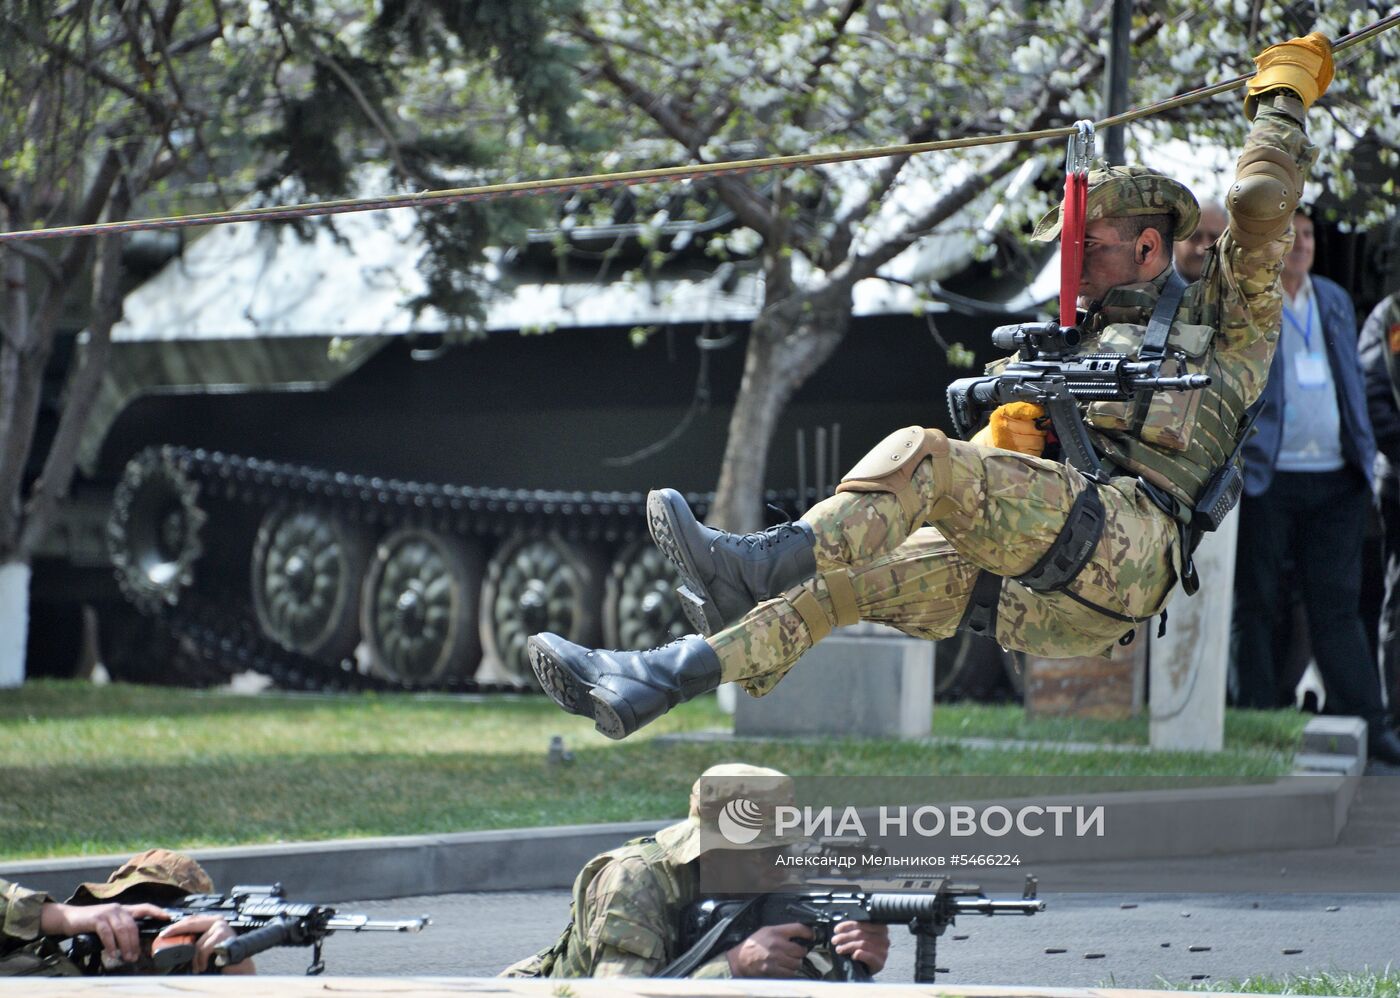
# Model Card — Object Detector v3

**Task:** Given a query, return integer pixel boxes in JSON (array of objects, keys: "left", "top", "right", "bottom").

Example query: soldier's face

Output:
[
  {"left": 1173, "top": 204, "right": 1226, "bottom": 283},
  {"left": 1079, "top": 219, "right": 1144, "bottom": 307}
]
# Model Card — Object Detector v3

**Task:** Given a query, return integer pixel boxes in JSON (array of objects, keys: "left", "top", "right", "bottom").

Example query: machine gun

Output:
[
  {"left": 65, "top": 883, "right": 430, "bottom": 976},
  {"left": 947, "top": 320, "right": 1210, "bottom": 480},
  {"left": 667, "top": 875, "right": 1043, "bottom": 982}
]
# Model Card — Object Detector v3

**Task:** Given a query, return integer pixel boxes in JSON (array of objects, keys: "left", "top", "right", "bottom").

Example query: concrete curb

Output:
[{"left": 0, "top": 718, "right": 1362, "bottom": 903}]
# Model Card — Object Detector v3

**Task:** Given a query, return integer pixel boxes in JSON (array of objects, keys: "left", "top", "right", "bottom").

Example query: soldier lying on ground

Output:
[
  {"left": 501, "top": 764, "right": 889, "bottom": 979},
  {"left": 523, "top": 33, "right": 1400, "bottom": 767},
  {"left": 0, "top": 848, "right": 255, "bottom": 976}
]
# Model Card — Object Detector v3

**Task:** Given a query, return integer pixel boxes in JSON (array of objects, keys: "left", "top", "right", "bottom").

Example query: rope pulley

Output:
[{"left": 1059, "top": 120, "right": 1095, "bottom": 329}]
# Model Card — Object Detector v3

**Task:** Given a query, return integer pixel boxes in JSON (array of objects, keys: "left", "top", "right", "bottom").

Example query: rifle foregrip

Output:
[{"left": 214, "top": 917, "right": 297, "bottom": 967}]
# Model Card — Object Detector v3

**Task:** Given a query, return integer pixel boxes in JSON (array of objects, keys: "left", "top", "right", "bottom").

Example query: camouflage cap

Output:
[
  {"left": 1032, "top": 166, "right": 1200, "bottom": 243},
  {"left": 67, "top": 849, "right": 214, "bottom": 904},
  {"left": 655, "top": 763, "right": 797, "bottom": 865}
]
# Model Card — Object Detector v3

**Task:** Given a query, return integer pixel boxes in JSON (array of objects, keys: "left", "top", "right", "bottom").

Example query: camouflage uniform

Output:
[
  {"left": 710, "top": 99, "right": 1315, "bottom": 695},
  {"left": 501, "top": 764, "right": 844, "bottom": 980},
  {"left": 0, "top": 850, "right": 216, "bottom": 977}
]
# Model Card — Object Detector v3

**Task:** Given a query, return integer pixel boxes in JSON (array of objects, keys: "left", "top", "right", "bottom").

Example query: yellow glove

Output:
[
  {"left": 1245, "top": 32, "right": 1333, "bottom": 118},
  {"left": 970, "top": 401, "right": 1046, "bottom": 456}
]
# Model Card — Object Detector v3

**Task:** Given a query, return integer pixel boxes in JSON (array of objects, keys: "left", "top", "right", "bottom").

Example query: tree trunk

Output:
[
  {"left": 711, "top": 283, "right": 854, "bottom": 531},
  {"left": 0, "top": 560, "right": 30, "bottom": 687}
]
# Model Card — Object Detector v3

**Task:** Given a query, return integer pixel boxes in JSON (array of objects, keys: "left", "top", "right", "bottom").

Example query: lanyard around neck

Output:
[{"left": 1283, "top": 295, "right": 1315, "bottom": 351}]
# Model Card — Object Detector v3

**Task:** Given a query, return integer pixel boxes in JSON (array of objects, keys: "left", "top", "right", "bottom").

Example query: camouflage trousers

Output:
[{"left": 710, "top": 429, "right": 1182, "bottom": 694}]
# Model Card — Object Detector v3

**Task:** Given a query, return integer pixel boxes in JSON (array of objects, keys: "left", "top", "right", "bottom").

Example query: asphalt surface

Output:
[{"left": 250, "top": 774, "right": 1400, "bottom": 985}]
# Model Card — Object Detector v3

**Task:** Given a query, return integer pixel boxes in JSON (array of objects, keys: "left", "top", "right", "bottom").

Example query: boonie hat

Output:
[
  {"left": 1033, "top": 166, "right": 1201, "bottom": 243},
  {"left": 655, "top": 763, "right": 797, "bottom": 864},
  {"left": 67, "top": 848, "right": 214, "bottom": 904}
]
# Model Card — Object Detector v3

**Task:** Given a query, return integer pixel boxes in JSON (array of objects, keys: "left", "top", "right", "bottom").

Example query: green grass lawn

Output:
[
  {"left": 1164, "top": 969, "right": 1400, "bottom": 996},
  {"left": 0, "top": 681, "right": 1306, "bottom": 861}
]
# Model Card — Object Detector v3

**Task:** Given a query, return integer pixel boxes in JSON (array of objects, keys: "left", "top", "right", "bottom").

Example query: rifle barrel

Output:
[
  {"left": 325, "top": 914, "right": 431, "bottom": 932},
  {"left": 953, "top": 898, "right": 1047, "bottom": 915}
]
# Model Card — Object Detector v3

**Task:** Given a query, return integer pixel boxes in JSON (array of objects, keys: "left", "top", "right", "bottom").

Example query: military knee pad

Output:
[
  {"left": 1229, "top": 144, "right": 1304, "bottom": 249},
  {"left": 835, "top": 426, "right": 954, "bottom": 525}
]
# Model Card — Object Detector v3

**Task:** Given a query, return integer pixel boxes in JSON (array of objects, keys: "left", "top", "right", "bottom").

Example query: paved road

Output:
[
  {"left": 250, "top": 889, "right": 1398, "bottom": 985},
  {"left": 253, "top": 775, "right": 1400, "bottom": 985}
]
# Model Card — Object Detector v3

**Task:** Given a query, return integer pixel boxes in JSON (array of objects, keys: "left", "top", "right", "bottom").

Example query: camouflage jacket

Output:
[
  {"left": 0, "top": 879, "right": 81, "bottom": 977},
  {"left": 1036, "top": 101, "right": 1315, "bottom": 512},
  {"left": 501, "top": 838, "right": 841, "bottom": 980}
]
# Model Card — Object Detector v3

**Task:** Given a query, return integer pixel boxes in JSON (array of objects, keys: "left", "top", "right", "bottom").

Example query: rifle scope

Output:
[{"left": 991, "top": 322, "right": 1081, "bottom": 355}]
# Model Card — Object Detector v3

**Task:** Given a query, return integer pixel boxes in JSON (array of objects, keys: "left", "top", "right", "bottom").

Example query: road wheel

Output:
[
  {"left": 604, "top": 539, "right": 688, "bottom": 650},
  {"left": 361, "top": 529, "right": 484, "bottom": 685},
  {"left": 251, "top": 508, "right": 371, "bottom": 662},
  {"left": 107, "top": 448, "right": 206, "bottom": 612},
  {"left": 481, "top": 536, "right": 605, "bottom": 686}
]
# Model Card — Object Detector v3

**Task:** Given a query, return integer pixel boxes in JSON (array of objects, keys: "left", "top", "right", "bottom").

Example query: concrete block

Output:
[
  {"left": 1300, "top": 715, "right": 1368, "bottom": 757},
  {"left": 733, "top": 625, "right": 932, "bottom": 739},
  {"left": 1293, "top": 752, "right": 1361, "bottom": 776}
]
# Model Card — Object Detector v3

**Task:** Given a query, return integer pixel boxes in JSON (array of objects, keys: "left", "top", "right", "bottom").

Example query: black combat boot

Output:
[
  {"left": 647, "top": 488, "right": 817, "bottom": 635},
  {"left": 528, "top": 632, "right": 721, "bottom": 739}
]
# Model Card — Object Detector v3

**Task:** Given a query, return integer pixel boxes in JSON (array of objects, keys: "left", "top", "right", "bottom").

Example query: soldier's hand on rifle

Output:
[
  {"left": 155, "top": 915, "right": 255, "bottom": 975},
  {"left": 1245, "top": 32, "right": 1333, "bottom": 118},
  {"left": 831, "top": 919, "right": 890, "bottom": 974},
  {"left": 39, "top": 901, "right": 169, "bottom": 964},
  {"left": 726, "top": 922, "right": 814, "bottom": 977},
  {"left": 971, "top": 402, "right": 1047, "bottom": 456}
]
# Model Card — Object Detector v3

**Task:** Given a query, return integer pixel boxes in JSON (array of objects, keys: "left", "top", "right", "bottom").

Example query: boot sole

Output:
[
  {"left": 528, "top": 638, "right": 631, "bottom": 740},
  {"left": 647, "top": 491, "right": 726, "bottom": 636}
]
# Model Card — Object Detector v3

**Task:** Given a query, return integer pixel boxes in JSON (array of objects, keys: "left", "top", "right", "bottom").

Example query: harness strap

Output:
[
  {"left": 822, "top": 569, "right": 861, "bottom": 627},
  {"left": 957, "top": 570, "right": 1004, "bottom": 639},
  {"left": 787, "top": 589, "right": 832, "bottom": 645},
  {"left": 1014, "top": 485, "right": 1106, "bottom": 593},
  {"left": 1130, "top": 270, "right": 1189, "bottom": 432}
]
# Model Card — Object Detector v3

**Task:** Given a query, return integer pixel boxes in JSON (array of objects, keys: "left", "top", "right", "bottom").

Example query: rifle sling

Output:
[
  {"left": 1129, "top": 270, "right": 1188, "bottom": 433},
  {"left": 657, "top": 897, "right": 760, "bottom": 978}
]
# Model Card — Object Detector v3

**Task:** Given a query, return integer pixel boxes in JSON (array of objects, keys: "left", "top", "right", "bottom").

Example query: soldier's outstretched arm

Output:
[{"left": 1214, "top": 33, "right": 1330, "bottom": 407}]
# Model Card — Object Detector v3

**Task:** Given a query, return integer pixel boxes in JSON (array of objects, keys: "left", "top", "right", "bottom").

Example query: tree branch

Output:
[
  {"left": 270, "top": 1, "right": 413, "bottom": 183},
  {"left": 572, "top": 18, "right": 781, "bottom": 241},
  {"left": 794, "top": 0, "right": 866, "bottom": 129},
  {"left": 2, "top": 14, "right": 171, "bottom": 125}
]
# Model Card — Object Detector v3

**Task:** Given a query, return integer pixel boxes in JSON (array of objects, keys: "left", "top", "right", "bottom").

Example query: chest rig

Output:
[{"left": 958, "top": 263, "right": 1254, "bottom": 643}]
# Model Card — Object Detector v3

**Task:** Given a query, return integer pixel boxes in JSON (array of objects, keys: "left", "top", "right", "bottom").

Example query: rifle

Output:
[
  {"left": 65, "top": 883, "right": 430, "bottom": 976},
  {"left": 947, "top": 320, "right": 1210, "bottom": 481},
  {"left": 667, "top": 875, "right": 1043, "bottom": 982}
]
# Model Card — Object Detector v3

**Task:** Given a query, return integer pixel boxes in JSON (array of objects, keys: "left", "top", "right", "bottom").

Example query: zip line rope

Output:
[{"left": 1, "top": 11, "right": 1396, "bottom": 245}]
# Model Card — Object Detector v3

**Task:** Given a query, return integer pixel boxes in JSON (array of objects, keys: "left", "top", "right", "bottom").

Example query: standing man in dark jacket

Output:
[
  {"left": 1357, "top": 290, "right": 1400, "bottom": 716},
  {"left": 1235, "top": 209, "right": 1400, "bottom": 763}
]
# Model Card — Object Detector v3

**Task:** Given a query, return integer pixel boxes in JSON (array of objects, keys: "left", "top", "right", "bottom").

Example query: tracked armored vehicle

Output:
[{"left": 30, "top": 182, "right": 1048, "bottom": 694}]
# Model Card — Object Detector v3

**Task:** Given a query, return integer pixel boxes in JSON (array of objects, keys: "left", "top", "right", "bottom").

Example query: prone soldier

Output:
[
  {"left": 0, "top": 849, "right": 254, "bottom": 977},
  {"left": 500, "top": 764, "right": 889, "bottom": 979}
]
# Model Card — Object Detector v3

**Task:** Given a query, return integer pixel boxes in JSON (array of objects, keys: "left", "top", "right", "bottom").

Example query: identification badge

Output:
[{"left": 1295, "top": 352, "right": 1328, "bottom": 388}]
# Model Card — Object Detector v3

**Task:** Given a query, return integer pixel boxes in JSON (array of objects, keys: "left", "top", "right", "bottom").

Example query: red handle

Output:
[{"left": 1059, "top": 171, "right": 1087, "bottom": 328}]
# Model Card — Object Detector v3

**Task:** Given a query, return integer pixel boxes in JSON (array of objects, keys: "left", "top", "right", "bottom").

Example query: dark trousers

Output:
[
  {"left": 1379, "top": 489, "right": 1400, "bottom": 711},
  {"left": 1234, "top": 468, "right": 1386, "bottom": 725}
]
